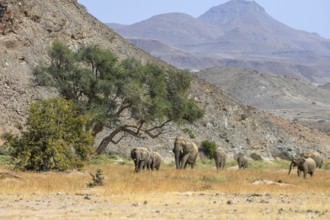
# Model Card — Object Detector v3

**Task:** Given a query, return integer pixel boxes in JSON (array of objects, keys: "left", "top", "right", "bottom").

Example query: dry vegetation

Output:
[{"left": 0, "top": 159, "right": 329, "bottom": 219}]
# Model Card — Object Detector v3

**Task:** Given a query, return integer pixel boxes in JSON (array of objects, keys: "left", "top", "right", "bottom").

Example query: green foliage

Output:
[
  {"left": 323, "top": 161, "right": 330, "bottom": 170},
  {"left": 88, "top": 168, "right": 104, "bottom": 187},
  {"left": 3, "top": 97, "right": 94, "bottom": 171},
  {"left": 201, "top": 140, "right": 217, "bottom": 159},
  {"left": 90, "top": 154, "right": 112, "bottom": 165},
  {"left": 33, "top": 42, "right": 204, "bottom": 154},
  {"left": 182, "top": 128, "right": 195, "bottom": 139},
  {"left": 0, "top": 155, "right": 11, "bottom": 164},
  {"left": 250, "top": 153, "right": 263, "bottom": 161}
]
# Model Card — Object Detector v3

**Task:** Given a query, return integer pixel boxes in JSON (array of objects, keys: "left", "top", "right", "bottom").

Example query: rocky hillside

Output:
[
  {"left": 196, "top": 67, "right": 330, "bottom": 134},
  {"left": 0, "top": 0, "right": 166, "bottom": 133},
  {"left": 109, "top": 0, "right": 330, "bottom": 83},
  {"left": 1, "top": 0, "right": 330, "bottom": 160}
]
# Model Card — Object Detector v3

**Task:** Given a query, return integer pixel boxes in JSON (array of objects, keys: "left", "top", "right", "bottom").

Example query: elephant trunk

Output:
[
  {"left": 135, "top": 156, "right": 140, "bottom": 173},
  {"left": 175, "top": 153, "right": 180, "bottom": 169},
  {"left": 288, "top": 162, "right": 293, "bottom": 175}
]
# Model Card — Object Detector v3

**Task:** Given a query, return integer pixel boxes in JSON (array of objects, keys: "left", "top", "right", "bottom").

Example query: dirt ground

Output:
[{"left": 0, "top": 189, "right": 329, "bottom": 219}]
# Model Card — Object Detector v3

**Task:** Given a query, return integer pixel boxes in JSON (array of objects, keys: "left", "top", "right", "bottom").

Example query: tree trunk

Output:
[{"left": 95, "top": 128, "right": 123, "bottom": 154}]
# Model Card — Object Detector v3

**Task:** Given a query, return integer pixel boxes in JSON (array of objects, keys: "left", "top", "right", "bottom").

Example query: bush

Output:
[
  {"left": 88, "top": 168, "right": 104, "bottom": 187},
  {"left": 201, "top": 140, "right": 217, "bottom": 159},
  {"left": 182, "top": 128, "right": 195, "bottom": 139},
  {"left": 250, "top": 153, "right": 263, "bottom": 161},
  {"left": 3, "top": 97, "right": 94, "bottom": 171}
]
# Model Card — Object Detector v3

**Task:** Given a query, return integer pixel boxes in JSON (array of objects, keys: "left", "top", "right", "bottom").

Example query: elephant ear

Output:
[{"left": 299, "top": 158, "right": 305, "bottom": 164}]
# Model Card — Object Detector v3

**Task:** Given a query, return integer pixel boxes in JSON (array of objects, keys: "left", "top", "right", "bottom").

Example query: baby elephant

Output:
[
  {"left": 149, "top": 152, "right": 161, "bottom": 171},
  {"left": 214, "top": 148, "right": 227, "bottom": 171},
  {"left": 288, "top": 157, "right": 316, "bottom": 178},
  {"left": 237, "top": 154, "right": 248, "bottom": 169}
]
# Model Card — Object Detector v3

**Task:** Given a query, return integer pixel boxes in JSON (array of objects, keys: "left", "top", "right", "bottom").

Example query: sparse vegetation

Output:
[{"left": 182, "top": 128, "right": 195, "bottom": 139}]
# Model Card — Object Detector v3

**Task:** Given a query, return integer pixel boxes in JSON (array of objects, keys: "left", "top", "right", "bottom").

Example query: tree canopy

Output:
[{"left": 33, "top": 41, "right": 204, "bottom": 154}]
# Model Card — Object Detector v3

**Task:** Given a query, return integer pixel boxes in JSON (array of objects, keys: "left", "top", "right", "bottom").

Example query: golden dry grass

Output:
[
  {"left": 0, "top": 160, "right": 329, "bottom": 220},
  {"left": 1, "top": 160, "right": 329, "bottom": 195}
]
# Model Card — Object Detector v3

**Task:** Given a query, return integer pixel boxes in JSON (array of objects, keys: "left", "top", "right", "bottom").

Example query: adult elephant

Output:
[
  {"left": 214, "top": 148, "right": 227, "bottom": 171},
  {"left": 173, "top": 136, "right": 199, "bottom": 169},
  {"left": 237, "top": 153, "right": 248, "bottom": 169},
  {"left": 149, "top": 152, "right": 161, "bottom": 170},
  {"left": 130, "top": 147, "right": 150, "bottom": 173},
  {"left": 301, "top": 152, "right": 323, "bottom": 169},
  {"left": 288, "top": 157, "right": 316, "bottom": 178}
]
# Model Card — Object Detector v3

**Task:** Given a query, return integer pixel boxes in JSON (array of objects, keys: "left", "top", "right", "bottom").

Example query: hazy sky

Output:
[{"left": 77, "top": 0, "right": 330, "bottom": 39}]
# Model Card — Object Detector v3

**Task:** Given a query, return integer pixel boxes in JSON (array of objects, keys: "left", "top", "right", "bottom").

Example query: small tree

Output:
[
  {"left": 33, "top": 42, "right": 204, "bottom": 154},
  {"left": 3, "top": 97, "right": 94, "bottom": 171},
  {"left": 88, "top": 168, "right": 104, "bottom": 187}
]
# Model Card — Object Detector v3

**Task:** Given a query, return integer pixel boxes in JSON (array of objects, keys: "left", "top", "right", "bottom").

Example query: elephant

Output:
[
  {"left": 148, "top": 152, "right": 161, "bottom": 170},
  {"left": 288, "top": 157, "right": 316, "bottom": 178},
  {"left": 214, "top": 148, "right": 227, "bottom": 171},
  {"left": 130, "top": 147, "right": 150, "bottom": 173},
  {"left": 237, "top": 153, "right": 248, "bottom": 169},
  {"left": 301, "top": 152, "right": 323, "bottom": 169},
  {"left": 173, "top": 136, "right": 199, "bottom": 169}
]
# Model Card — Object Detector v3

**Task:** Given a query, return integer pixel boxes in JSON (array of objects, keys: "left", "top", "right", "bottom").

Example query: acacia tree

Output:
[{"left": 33, "top": 41, "right": 204, "bottom": 154}]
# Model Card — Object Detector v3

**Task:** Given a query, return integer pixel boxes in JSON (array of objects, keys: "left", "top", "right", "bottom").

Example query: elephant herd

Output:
[
  {"left": 131, "top": 136, "right": 324, "bottom": 178},
  {"left": 131, "top": 136, "right": 248, "bottom": 172},
  {"left": 171, "top": 136, "right": 249, "bottom": 171},
  {"left": 130, "top": 147, "right": 161, "bottom": 173},
  {"left": 288, "top": 152, "right": 323, "bottom": 178}
]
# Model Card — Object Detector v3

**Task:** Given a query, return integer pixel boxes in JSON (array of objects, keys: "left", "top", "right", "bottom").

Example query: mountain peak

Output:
[{"left": 198, "top": 0, "right": 266, "bottom": 26}]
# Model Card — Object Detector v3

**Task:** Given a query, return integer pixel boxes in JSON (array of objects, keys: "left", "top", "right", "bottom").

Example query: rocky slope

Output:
[
  {"left": 195, "top": 67, "right": 330, "bottom": 135},
  {"left": 1, "top": 0, "right": 330, "bottom": 160}
]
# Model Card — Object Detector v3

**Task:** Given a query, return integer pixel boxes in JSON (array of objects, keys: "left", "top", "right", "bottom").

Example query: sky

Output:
[{"left": 77, "top": 0, "right": 330, "bottom": 39}]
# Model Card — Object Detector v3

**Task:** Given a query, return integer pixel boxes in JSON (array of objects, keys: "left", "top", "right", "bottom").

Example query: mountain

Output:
[
  {"left": 1, "top": 0, "right": 330, "bottom": 160},
  {"left": 195, "top": 67, "right": 330, "bottom": 134},
  {"left": 109, "top": 0, "right": 330, "bottom": 83},
  {"left": 117, "top": 13, "right": 222, "bottom": 47}
]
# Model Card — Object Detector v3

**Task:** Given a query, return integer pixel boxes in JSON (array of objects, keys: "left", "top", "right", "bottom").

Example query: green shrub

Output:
[
  {"left": 3, "top": 97, "right": 94, "bottom": 171},
  {"left": 88, "top": 168, "right": 104, "bottom": 187},
  {"left": 323, "top": 161, "right": 330, "bottom": 170},
  {"left": 182, "top": 128, "right": 195, "bottom": 139},
  {"left": 0, "top": 155, "right": 11, "bottom": 164},
  {"left": 90, "top": 154, "right": 113, "bottom": 165},
  {"left": 201, "top": 140, "right": 217, "bottom": 159}
]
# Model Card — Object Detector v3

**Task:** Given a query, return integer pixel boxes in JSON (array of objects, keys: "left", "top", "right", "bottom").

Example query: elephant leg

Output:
[
  {"left": 133, "top": 161, "right": 138, "bottom": 172},
  {"left": 138, "top": 161, "right": 144, "bottom": 172},
  {"left": 309, "top": 170, "right": 314, "bottom": 177},
  {"left": 180, "top": 154, "right": 190, "bottom": 169}
]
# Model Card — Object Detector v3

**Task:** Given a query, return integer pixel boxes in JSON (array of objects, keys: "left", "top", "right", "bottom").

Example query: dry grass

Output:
[
  {"left": 0, "top": 160, "right": 329, "bottom": 219},
  {"left": 1, "top": 159, "right": 329, "bottom": 195}
]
